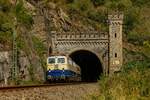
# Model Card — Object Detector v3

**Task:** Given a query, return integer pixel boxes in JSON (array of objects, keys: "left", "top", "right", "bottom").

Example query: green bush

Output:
[
  {"left": 32, "top": 36, "right": 46, "bottom": 57},
  {"left": 87, "top": 11, "right": 106, "bottom": 23},
  {"left": 0, "top": 0, "right": 11, "bottom": 12},
  {"left": 28, "top": 65, "right": 35, "bottom": 81},
  {"left": 65, "top": 0, "right": 74, "bottom": 4},
  {"left": 0, "top": 0, "right": 33, "bottom": 47},
  {"left": 87, "top": 10, "right": 107, "bottom": 31},
  {"left": 16, "top": 35, "right": 25, "bottom": 50},
  {"left": 0, "top": 31, "right": 12, "bottom": 45},
  {"left": 127, "top": 32, "right": 142, "bottom": 45},
  {"left": 131, "top": 0, "right": 150, "bottom": 7},
  {"left": 91, "top": 0, "right": 105, "bottom": 6},
  {"left": 92, "top": 61, "right": 150, "bottom": 100},
  {"left": 104, "top": 0, "right": 132, "bottom": 11},
  {"left": 124, "top": 7, "right": 140, "bottom": 34},
  {"left": 0, "top": 8, "right": 12, "bottom": 45},
  {"left": 68, "top": 0, "right": 93, "bottom": 13},
  {"left": 14, "top": 0, "right": 33, "bottom": 28},
  {"left": 143, "top": 41, "right": 150, "bottom": 58}
]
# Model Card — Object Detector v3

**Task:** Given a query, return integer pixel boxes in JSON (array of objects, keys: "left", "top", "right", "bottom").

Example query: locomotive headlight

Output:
[{"left": 113, "top": 60, "right": 120, "bottom": 65}]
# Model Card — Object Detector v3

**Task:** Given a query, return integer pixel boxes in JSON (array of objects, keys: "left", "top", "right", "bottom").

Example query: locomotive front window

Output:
[
  {"left": 48, "top": 58, "right": 55, "bottom": 64},
  {"left": 57, "top": 58, "right": 65, "bottom": 63}
]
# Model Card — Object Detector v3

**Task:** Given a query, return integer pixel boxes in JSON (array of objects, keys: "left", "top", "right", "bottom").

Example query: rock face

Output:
[
  {"left": 18, "top": 51, "right": 30, "bottom": 81},
  {"left": 32, "top": 15, "right": 47, "bottom": 45},
  {"left": 0, "top": 51, "right": 11, "bottom": 85},
  {"left": 19, "top": 51, "right": 45, "bottom": 82},
  {"left": 0, "top": 50, "right": 45, "bottom": 85}
]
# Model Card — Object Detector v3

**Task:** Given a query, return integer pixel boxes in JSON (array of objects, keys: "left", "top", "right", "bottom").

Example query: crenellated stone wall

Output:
[
  {"left": 50, "top": 13, "right": 123, "bottom": 75},
  {"left": 50, "top": 31, "right": 109, "bottom": 74}
]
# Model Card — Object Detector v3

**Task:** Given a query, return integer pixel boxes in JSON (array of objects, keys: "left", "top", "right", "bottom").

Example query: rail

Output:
[{"left": 0, "top": 82, "right": 96, "bottom": 90}]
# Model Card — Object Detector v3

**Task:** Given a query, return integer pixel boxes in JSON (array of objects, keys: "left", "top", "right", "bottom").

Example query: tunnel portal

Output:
[{"left": 69, "top": 50, "right": 103, "bottom": 82}]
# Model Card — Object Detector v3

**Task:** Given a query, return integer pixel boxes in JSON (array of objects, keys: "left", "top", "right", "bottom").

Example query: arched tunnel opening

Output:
[{"left": 69, "top": 50, "right": 103, "bottom": 82}]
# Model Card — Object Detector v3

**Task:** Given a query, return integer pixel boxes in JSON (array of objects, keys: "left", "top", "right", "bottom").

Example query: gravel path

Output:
[{"left": 0, "top": 83, "right": 99, "bottom": 100}]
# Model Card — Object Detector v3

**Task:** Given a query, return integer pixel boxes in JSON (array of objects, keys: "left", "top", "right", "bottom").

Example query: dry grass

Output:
[{"left": 91, "top": 61, "right": 150, "bottom": 100}]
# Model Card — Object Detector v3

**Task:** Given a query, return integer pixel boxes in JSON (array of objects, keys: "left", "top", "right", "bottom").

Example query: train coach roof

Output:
[{"left": 47, "top": 56, "right": 66, "bottom": 58}]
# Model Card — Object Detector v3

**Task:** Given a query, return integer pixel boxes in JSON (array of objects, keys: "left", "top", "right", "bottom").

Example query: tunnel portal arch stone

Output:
[
  {"left": 51, "top": 31, "right": 109, "bottom": 74},
  {"left": 48, "top": 13, "right": 123, "bottom": 75}
]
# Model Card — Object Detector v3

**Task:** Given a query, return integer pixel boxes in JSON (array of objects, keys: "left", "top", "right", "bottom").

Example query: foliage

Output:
[
  {"left": 32, "top": 36, "right": 47, "bottom": 57},
  {"left": 19, "top": 80, "right": 42, "bottom": 85},
  {"left": 14, "top": 0, "right": 33, "bottom": 28},
  {"left": 92, "top": 61, "right": 150, "bottom": 100},
  {"left": 0, "top": 31, "right": 12, "bottom": 45},
  {"left": 16, "top": 34, "right": 25, "bottom": 49},
  {"left": 87, "top": 10, "right": 106, "bottom": 23},
  {"left": 0, "top": 0, "right": 13, "bottom": 45},
  {"left": 28, "top": 65, "right": 35, "bottom": 81},
  {"left": 87, "top": 10, "right": 108, "bottom": 31},
  {"left": 131, "top": 0, "right": 150, "bottom": 7},
  {"left": 144, "top": 41, "right": 150, "bottom": 48},
  {"left": 104, "top": 0, "right": 132, "bottom": 11},
  {"left": 67, "top": 0, "right": 94, "bottom": 13},
  {"left": 143, "top": 41, "right": 150, "bottom": 58},
  {"left": 91, "top": 0, "right": 105, "bottom": 6},
  {"left": 127, "top": 32, "right": 143, "bottom": 45},
  {"left": 0, "top": 0, "right": 33, "bottom": 48},
  {"left": 65, "top": 0, "right": 74, "bottom": 4},
  {"left": 0, "top": 0, "right": 11, "bottom": 13},
  {"left": 32, "top": 36, "right": 47, "bottom": 69},
  {"left": 124, "top": 7, "right": 140, "bottom": 34}
]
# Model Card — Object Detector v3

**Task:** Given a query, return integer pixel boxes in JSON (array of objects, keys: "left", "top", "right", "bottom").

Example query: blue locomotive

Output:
[{"left": 46, "top": 55, "right": 81, "bottom": 82}]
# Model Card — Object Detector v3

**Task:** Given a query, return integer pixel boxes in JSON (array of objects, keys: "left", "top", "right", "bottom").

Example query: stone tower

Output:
[{"left": 108, "top": 13, "right": 123, "bottom": 73}]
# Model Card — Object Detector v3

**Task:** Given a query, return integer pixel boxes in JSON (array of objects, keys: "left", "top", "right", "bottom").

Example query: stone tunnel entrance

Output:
[{"left": 69, "top": 50, "right": 103, "bottom": 82}]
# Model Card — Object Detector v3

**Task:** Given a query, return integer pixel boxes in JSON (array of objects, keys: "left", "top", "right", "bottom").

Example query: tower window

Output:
[
  {"left": 115, "top": 53, "right": 117, "bottom": 58},
  {"left": 115, "top": 33, "right": 117, "bottom": 38}
]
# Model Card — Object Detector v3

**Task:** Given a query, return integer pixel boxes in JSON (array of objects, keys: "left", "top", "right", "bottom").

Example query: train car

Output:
[{"left": 46, "top": 55, "right": 81, "bottom": 82}]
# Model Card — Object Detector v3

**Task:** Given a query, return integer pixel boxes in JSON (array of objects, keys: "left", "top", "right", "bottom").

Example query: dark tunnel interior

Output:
[{"left": 69, "top": 50, "right": 103, "bottom": 82}]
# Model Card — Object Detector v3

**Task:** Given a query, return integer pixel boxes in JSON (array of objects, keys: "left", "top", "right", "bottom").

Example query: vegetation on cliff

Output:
[
  {"left": 0, "top": 0, "right": 45, "bottom": 83},
  {"left": 0, "top": 0, "right": 33, "bottom": 50}
]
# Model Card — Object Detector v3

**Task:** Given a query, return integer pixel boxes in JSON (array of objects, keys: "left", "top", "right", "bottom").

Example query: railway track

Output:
[
  {"left": 0, "top": 82, "right": 99, "bottom": 100},
  {"left": 0, "top": 82, "right": 96, "bottom": 90}
]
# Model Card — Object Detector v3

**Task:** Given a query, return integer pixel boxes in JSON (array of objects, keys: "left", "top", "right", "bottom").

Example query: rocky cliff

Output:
[{"left": 0, "top": 0, "right": 93, "bottom": 85}]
